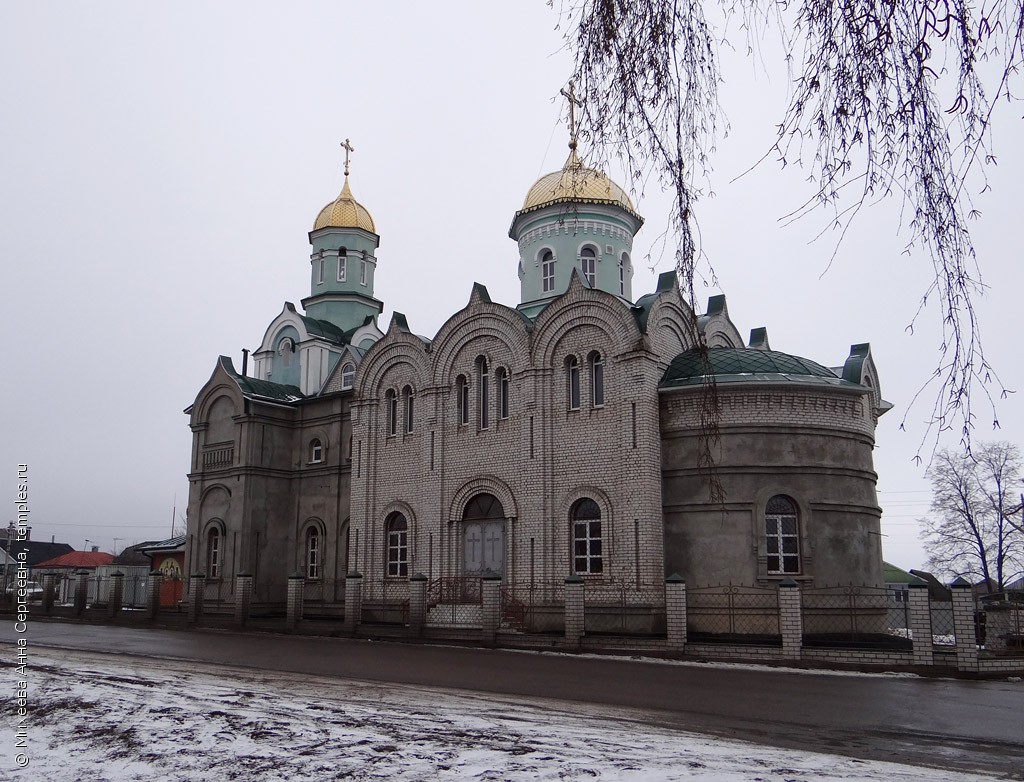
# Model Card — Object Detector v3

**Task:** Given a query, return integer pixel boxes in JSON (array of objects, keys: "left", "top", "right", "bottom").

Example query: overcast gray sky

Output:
[{"left": 2, "top": 2, "right": 1021, "bottom": 571}]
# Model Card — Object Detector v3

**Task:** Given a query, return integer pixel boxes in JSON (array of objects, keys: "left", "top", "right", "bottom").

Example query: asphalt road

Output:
[{"left": 3, "top": 621, "right": 1022, "bottom": 778}]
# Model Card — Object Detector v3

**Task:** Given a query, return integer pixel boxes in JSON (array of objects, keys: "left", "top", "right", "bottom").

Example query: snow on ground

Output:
[{"left": 0, "top": 647, "right": 1001, "bottom": 782}]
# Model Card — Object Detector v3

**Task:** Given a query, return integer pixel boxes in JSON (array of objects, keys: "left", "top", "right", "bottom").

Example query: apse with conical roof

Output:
[
  {"left": 510, "top": 87, "right": 643, "bottom": 317},
  {"left": 303, "top": 139, "right": 384, "bottom": 333}
]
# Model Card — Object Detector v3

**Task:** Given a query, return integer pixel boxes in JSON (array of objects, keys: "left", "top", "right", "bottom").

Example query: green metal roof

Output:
[
  {"left": 220, "top": 357, "right": 304, "bottom": 403},
  {"left": 660, "top": 347, "right": 852, "bottom": 389}
]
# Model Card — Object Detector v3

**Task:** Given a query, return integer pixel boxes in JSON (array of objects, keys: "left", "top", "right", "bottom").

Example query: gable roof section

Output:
[{"left": 35, "top": 551, "right": 115, "bottom": 569}]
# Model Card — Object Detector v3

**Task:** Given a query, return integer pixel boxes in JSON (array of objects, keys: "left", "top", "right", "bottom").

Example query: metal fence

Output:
[
  {"left": 361, "top": 578, "right": 409, "bottom": 625},
  {"left": 500, "top": 581, "right": 565, "bottom": 633},
  {"left": 929, "top": 600, "right": 956, "bottom": 647},
  {"left": 687, "top": 585, "right": 781, "bottom": 645},
  {"left": 981, "top": 602, "right": 1024, "bottom": 655},
  {"left": 802, "top": 586, "right": 911, "bottom": 649},
  {"left": 427, "top": 577, "right": 483, "bottom": 627},
  {"left": 583, "top": 582, "right": 665, "bottom": 636}
]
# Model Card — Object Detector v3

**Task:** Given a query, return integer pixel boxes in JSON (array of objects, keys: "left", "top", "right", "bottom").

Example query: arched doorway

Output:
[{"left": 462, "top": 493, "right": 505, "bottom": 577}]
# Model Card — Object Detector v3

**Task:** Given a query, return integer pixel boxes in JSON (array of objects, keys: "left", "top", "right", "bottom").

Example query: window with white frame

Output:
[
  {"left": 765, "top": 495, "right": 800, "bottom": 574},
  {"left": 341, "top": 362, "right": 355, "bottom": 390},
  {"left": 541, "top": 250, "right": 555, "bottom": 293},
  {"left": 385, "top": 512, "right": 408, "bottom": 577},
  {"left": 571, "top": 498, "right": 603, "bottom": 574},
  {"left": 360, "top": 259, "right": 367, "bottom": 286},
  {"left": 456, "top": 375, "right": 469, "bottom": 425},
  {"left": 309, "top": 438, "right": 323, "bottom": 463},
  {"left": 581, "top": 246, "right": 597, "bottom": 286},
  {"left": 496, "top": 367, "right": 509, "bottom": 419},
  {"left": 385, "top": 389, "right": 397, "bottom": 437},
  {"left": 278, "top": 337, "right": 294, "bottom": 368},
  {"left": 619, "top": 253, "right": 628, "bottom": 296},
  {"left": 207, "top": 528, "right": 222, "bottom": 579},
  {"left": 477, "top": 357, "right": 489, "bottom": 430},
  {"left": 337, "top": 247, "right": 347, "bottom": 282},
  {"left": 403, "top": 385, "right": 414, "bottom": 434},
  {"left": 589, "top": 351, "right": 604, "bottom": 407},
  {"left": 317, "top": 256, "right": 325, "bottom": 284},
  {"left": 305, "top": 527, "right": 320, "bottom": 579},
  {"left": 566, "top": 356, "right": 581, "bottom": 410}
]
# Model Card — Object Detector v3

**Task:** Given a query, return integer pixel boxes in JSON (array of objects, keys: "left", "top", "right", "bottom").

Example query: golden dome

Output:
[
  {"left": 313, "top": 177, "right": 376, "bottom": 233},
  {"left": 521, "top": 149, "right": 636, "bottom": 213}
]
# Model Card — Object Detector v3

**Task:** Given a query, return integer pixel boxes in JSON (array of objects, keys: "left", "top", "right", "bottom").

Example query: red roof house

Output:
[{"left": 34, "top": 551, "right": 115, "bottom": 570}]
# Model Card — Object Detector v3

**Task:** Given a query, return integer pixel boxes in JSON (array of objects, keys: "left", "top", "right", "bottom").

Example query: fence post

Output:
[
  {"left": 481, "top": 574, "right": 502, "bottom": 645},
  {"left": 74, "top": 570, "right": 90, "bottom": 616},
  {"left": 564, "top": 575, "right": 584, "bottom": 647},
  {"left": 665, "top": 574, "right": 687, "bottom": 651},
  {"left": 188, "top": 573, "right": 206, "bottom": 623},
  {"left": 778, "top": 578, "right": 802, "bottom": 660},
  {"left": 907, "top": 578, "right": 933, "bottom": 666},
  {"left": 234, "top": 572, "right": 253, "bottom": 626},
  {"left": 41, "top": 573, "right": 55, "bottom": 614},
  {"left": 107, "top": 572, "right": 124, "bottom": 619},
  {"left": 286, "top": 572, "right": 305, "bottom": 630},
  {"left": 950, "top": 577, "right": 979, "bottom": 673},
  {"left": 409, "top": 573, "right": 427, "bottom": 636},
  {"left": 147, "top": 571, "right": 164, "bottom": 620},
  {"left": 343, "top": 571, "right": 363, "bottom": 635}
]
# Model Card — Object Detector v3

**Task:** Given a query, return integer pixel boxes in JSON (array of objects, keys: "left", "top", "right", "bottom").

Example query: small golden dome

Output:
[
  {"left": 521, "top": 149, "right": 636, "bottom": 213},
  {"left": 313, "top": 177, "right": 376, "bottom": 233}
]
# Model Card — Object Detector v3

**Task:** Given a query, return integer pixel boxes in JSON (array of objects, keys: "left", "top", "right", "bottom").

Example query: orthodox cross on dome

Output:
[
  {"left": 560, "top": 81, "right": 584, "bottom": 150},
  {"left": 340, "top": 138, "right": 355, "bottom": 176}
]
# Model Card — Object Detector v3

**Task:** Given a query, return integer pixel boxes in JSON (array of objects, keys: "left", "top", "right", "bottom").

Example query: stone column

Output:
[
  {"left": 564, "top": 575, "right": 584, "bottom": 647},
  {"left": 950, "top": 577, "right": 979, "bottom": 672},
  {"left": 74, "top": 570, "right": 90, "bottom": 616},
  {"left": 188, "top": 573, "right": 206, "bottom": 623},
  {"left": 234, "top": 572, "right": 253, "bottom": 626},
  {"left": 343, "top": 571, "right": 363, "bottom": 634},
  {"left": 907, "top": 579, "right": 933, "bottom": 666},
  {"left": 147, "top": 571, "right": 164, "bottom": 620},
  {"left": 107, "top": 572, "right": 124, "bottom": 619},
  {"left": 286, "top": 572, "right": 305, "bottom": 630},
  {"left": 408, "top": 573, "right": 427, "bottom": 636},
  {"left": 41, "top": 573, "right": 56, "bottom": 614},
  {"left": 665, "top": 574, "right": 687, "bottom": 650},
  {"left": 481, "top": 574, "right": 502, "bottom": 645},
  {"left": 778, "top": 578, "right": 803, "bottom": 660}
]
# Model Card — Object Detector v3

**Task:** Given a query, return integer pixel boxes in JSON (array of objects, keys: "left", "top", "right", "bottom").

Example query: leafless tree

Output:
[
  {"left": 552, "top": 0, "right": 1022, "bottom": 460},
  {"left": 921, "top": 441, "right": 1023, "bottom": 590}
]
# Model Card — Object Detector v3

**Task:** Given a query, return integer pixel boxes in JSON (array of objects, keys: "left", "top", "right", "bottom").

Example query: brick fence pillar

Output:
[
  {"left": 107, "top": 572, "right": 124, "bottom": 619},
  {"left": 907, "top": 578, "right": 933, "bottom": 666},
  {"left": 234, "top": 572, "right": 253, "bottom": 626},
  {"left": 343, "top": 571, "right": 363, "bottom": 634},
  {"left": 950, "top": 577, "right": 979, "bottom": 673},
  {"left": 74, "top": 570, "right": 90, "bottom": 616},
  {"left": 564, "top": 575, "right": 584, "bottom": 647},
  {"left": 187, "top": 573, "right": 206, "bottom": 623},
  {"left": 286, "top": 572, "right": 305, "bottom": 630},
  {"left": 778, "top": 578, "right": 802, "bottom": 660},
  {"left": 408, "top": 573, "right": 427, "bottom": 636},
  {"left": 147, "top": 571, "right": 164, "bottom": 620},
  {"left": 665, "top": 574, "right": 687, "bottom": 650},
  {"left": 41, "top": 573, "right": 55, "bottom": 614},
  {"left": 481, "top": 574, "right": 502, "bottom": 645}
]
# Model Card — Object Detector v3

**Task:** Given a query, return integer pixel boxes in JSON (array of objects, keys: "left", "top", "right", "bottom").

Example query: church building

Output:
[{"left": 185, "top": 127, "right": 890, "bottom": 630}]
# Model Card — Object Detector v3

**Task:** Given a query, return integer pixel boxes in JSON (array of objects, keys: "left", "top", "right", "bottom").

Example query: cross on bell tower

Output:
[
  {"left": 340, "top": 138, "right": 355, "bottom": 176},
  {"left": 560, "top": 81, "right": 584, "bottom": 151}
]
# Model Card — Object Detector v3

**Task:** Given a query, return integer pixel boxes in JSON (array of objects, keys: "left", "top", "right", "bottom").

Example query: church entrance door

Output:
[{"left": 461, "top": 493, "right": 506, "bottom": 577}]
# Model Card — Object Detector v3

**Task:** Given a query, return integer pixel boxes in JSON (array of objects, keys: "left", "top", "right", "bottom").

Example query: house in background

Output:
[
  {"left": 1, "top": 525, "right": 74, "bottom": 576},
  {"left": 34, "top": 548, "right": 115, "bottom": 604},
  {"left": 138, "top": 535, "right": 186, "bottom": 607}
]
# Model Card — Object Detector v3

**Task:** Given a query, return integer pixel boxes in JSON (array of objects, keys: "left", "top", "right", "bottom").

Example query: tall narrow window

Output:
[
  {"left": 619, "top": 253, "right": 628, "bottom": 296},
  {"left": 207, "top": 528, "right": 221, "bottom": 579},
  {"left": 278, "top": 337, "right": 294, "bottom": 368},
  {"left": 496, "top": 368, "right": 510, "bottom": 419},
  {"left": 403, "top": 385, "right": 415, "bottom": 434},
  {"left": 477, "top": 357, "right": 489, "bottom": 429},
  {"left": 541, "top": 250, "right": 555, "bottom": 293},
  {"left": 571, "top": 499, "right": 603, "bottom": 574},
  {"left": 385, "top": 512, "right": 408, "bottom": 577},
  {"left": 309, "top": 438, "right": 323, "bottom": 463},
  {"left": 566, "top": 356, "right": 581, "bottom": 410},
  {"left": 385, "top": 389, "right": 397, "bottom": 437},
  {"left": 360, "top": 259, "right": 368, "bottom": 286},
  {"left": 317, "top": 256, "right": 325, "bottom": 284},
  {"left": 456, "top": 375, "right": 469, "bottom": 425},
  {"left": 305, "top": 527, "right": 320, "bottom": 579},
  {"left": 581, "top": 246, "right": 597, "bottom": 286},
  {"left": 589, "top": 352, "right": 604, "bottom": 407},
  {"left": 341, "top": 362, "right": 355, "bottom": 390},
  {"left": 337, "top": 247, "right": 347, "bottom": 282},
  {"left": 765, "top": 495, "right": 801, "bottom": 575}
]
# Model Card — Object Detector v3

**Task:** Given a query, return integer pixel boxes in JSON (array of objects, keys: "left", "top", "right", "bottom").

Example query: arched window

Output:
[
  {"left": 619, "top": 252, "right": 629, "bottom": 296},
  {"left": 589, "top": 351, "right": 604, "bottom": 407},
  {"left": 385, "top": 389, "right": 397, "bottom": 437},
  {"left": 403, "top": 385, "right": 415, "bottom": 434},
  {"left": 278, "top": 337, "right": 294, "bottom": 368},
  {"left": 581, "top": 246, "right": 597, "bottom": 286},
  {"left": 566, "top": 356, "right": 581, "bottom": 410},
  {"left": 541, "top": 249, "right": 555, "bottom": 293},
  {"left": 496, "top": 367, "right": 510, "bottom": 419},
  {"left": 316, "top": 256, "right": 325, "bottom": 284},
  {"left": 571, "top": 499, "right": 602, "bottom": 574},
  {"left": 309, "top": 438, "right": 323, "bottom": 464},
  {"left": 456, "top": 375, "right": 469, "bottom": 426},
  {"left": 305, "top": 527, "right": 320, "bottom": 579},
  {"left": 341, "top": 362, "right": 355, "bottom": 390},
  {"left": 477, "top": 357, "right": 489, "bottom": 430},
  {"left": 765, "top": 495, "right": 800, "bottom": 575},
  {"left": 207, "top": 527, "right": 222, "bottom": 579},
  {"left": 337, "top": 247, "right": 347, "bottom": 282},
  {"left": 385, "top": 512, "right": 408, "bottom": 577}
]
